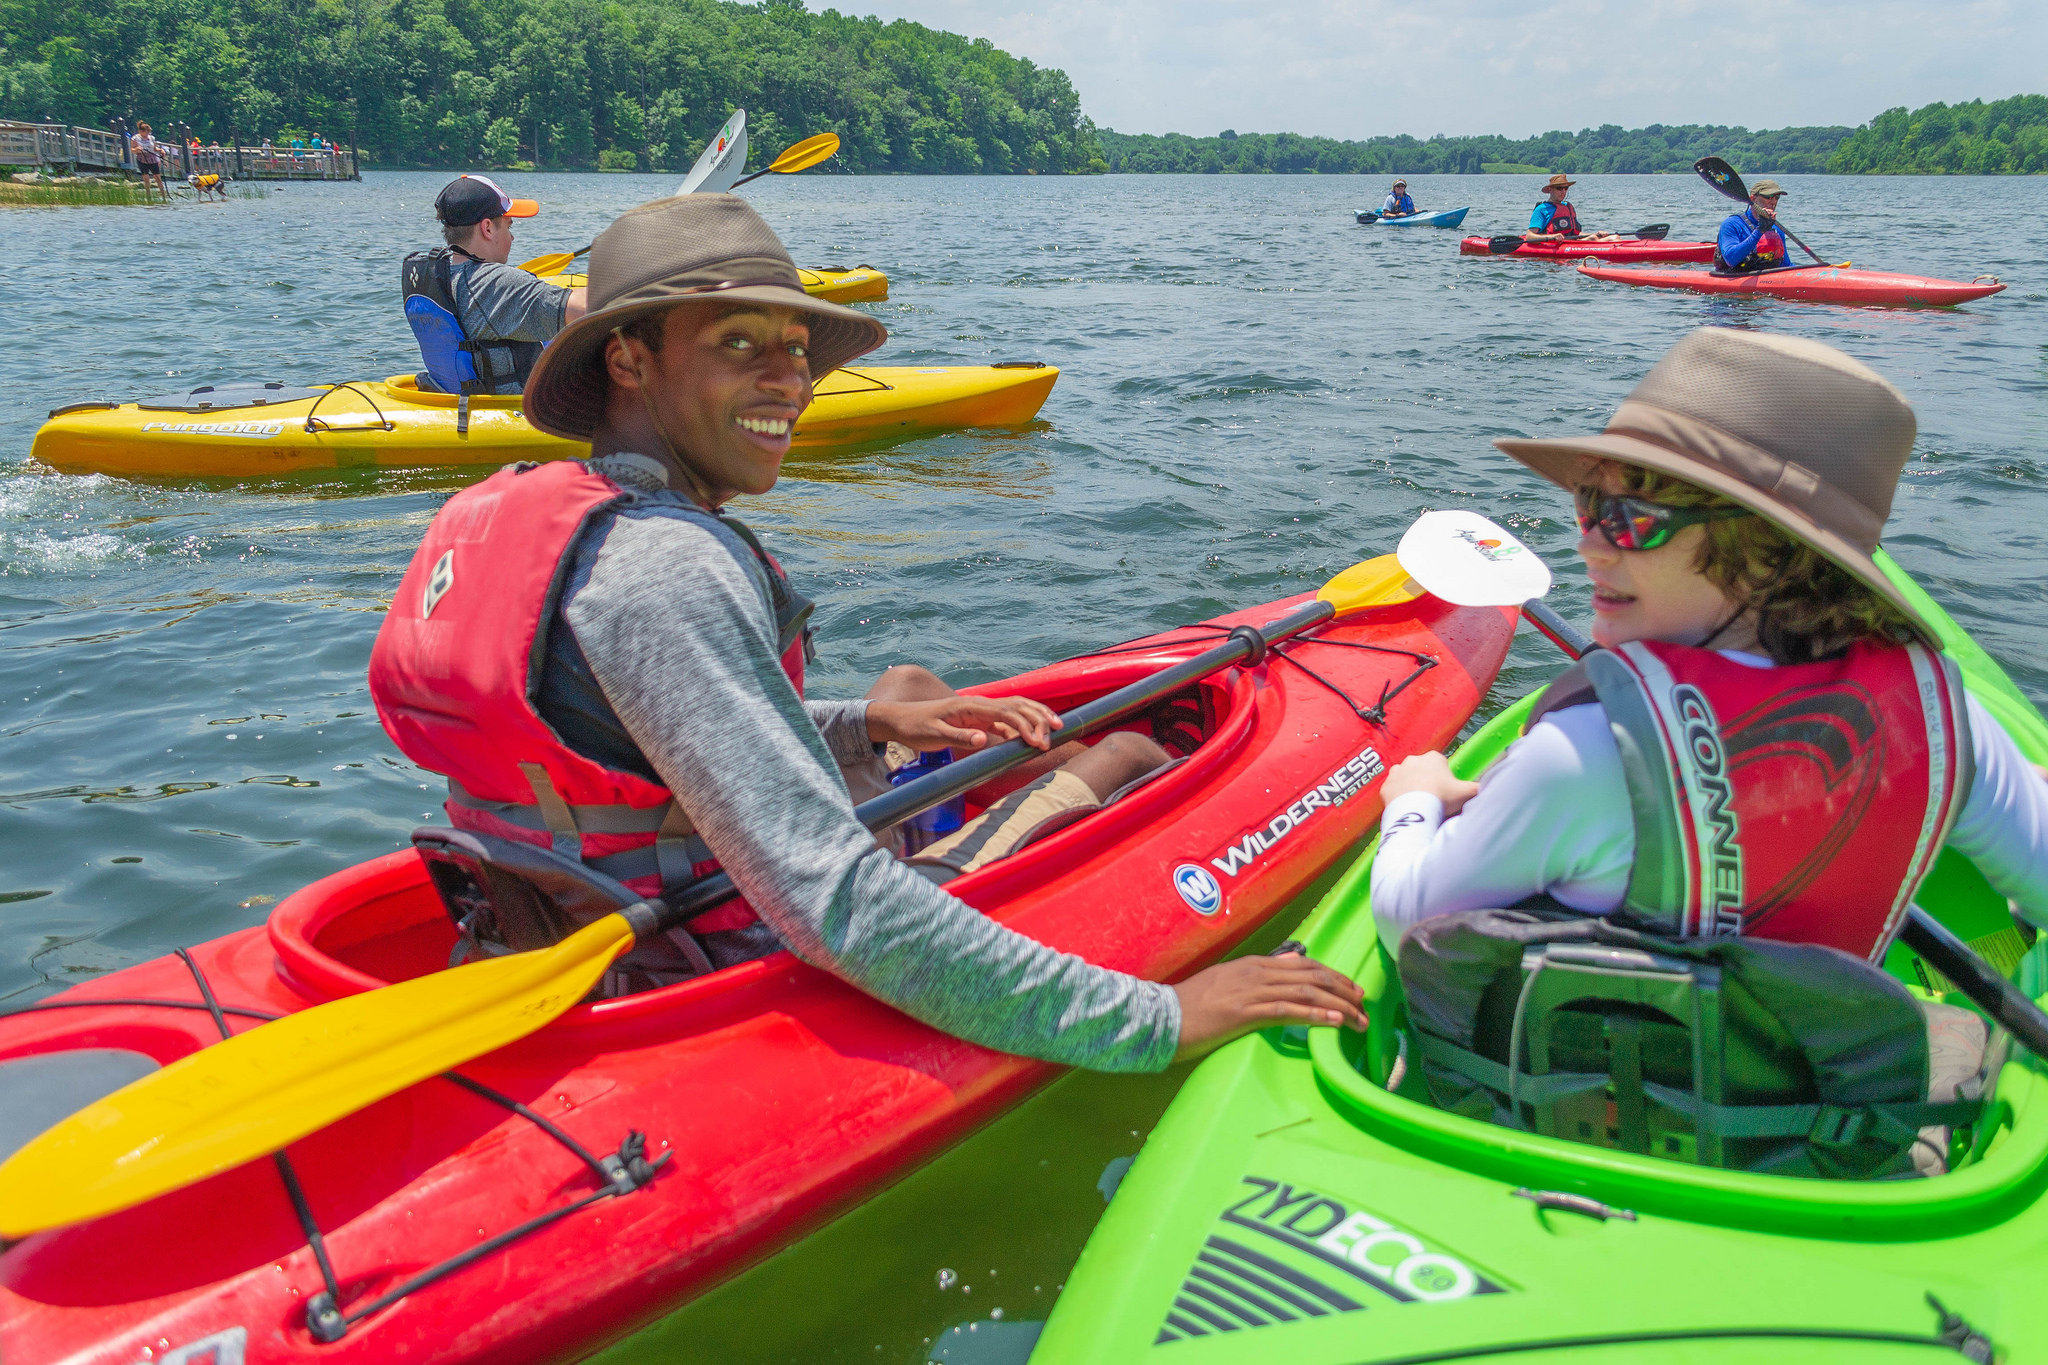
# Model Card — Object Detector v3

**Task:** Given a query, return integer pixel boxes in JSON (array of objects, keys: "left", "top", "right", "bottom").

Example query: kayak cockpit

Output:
[
  {"left": 269, "top": 657, "right": 1255, "bottom": 1019},
  {"left": 1293, "top": 685, "right": 2048, "bottom": 1239}
]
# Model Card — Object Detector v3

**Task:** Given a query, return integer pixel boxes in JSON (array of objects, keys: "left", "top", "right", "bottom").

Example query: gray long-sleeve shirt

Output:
[{"left": 555, "top": 455, "right": 1181, "bottom": 1071}]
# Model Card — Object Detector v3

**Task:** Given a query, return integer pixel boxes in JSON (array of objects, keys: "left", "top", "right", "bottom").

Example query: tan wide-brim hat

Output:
[
  {"left": 524, "top": 194, "right": 888, "bottom": 441},
  {"left": 1494, "top": 327, "right": 1939, "bottom": 644},
  {"left": 1544, "top": 173, "right": 1577, "bottom": 190}
]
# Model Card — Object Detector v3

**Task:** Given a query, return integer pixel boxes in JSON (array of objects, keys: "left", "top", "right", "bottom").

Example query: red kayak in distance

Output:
[
  {"left": 0, "top": 585, "right": 1514, "bottom": 1365},
  {"left": 1459, "top": 236, "right": 1716, "bottom": 263},
  {"left": 1576, "top": 262, "right": 2006, "bottom": 307}
]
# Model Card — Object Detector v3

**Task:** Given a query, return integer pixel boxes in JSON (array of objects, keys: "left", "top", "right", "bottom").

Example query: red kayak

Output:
[
  {"left": 1459, "top": 236, "right": 1716, "bottom": 263},
  {"left": 0, "top": 582, "right": 1513, "bottom": 1364},
  {"left": 1577, "top": 262, "right": 2006, "bottom": 307}
]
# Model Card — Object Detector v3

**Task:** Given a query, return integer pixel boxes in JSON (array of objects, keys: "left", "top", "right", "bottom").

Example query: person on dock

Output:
[
  {"left": 1714, "top": 178, "right": 1791, "bottom": 272},
  {"left": 1523, "top": 173, "right": 1615, "bottom": 242},
  {"left": 403, "top": 174, "right": 588, "bottom": 398},
  {"left": 128, "top": 122, "right": 168, "bottom": 202},
  {"left": 1381, "top": 179, "right": 1417, "bottom": 219},
  {"left": 1368, "top": 328, "right": 2048, "bottom": 960},
  {"left": 370, "top": 192, "right": 1367, "bottom": 1069}
]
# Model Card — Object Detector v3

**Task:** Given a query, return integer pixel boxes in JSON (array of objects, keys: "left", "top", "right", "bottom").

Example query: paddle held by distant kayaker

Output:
[
  {"left": 402, "top": 175, "right": 588, "bottom": 400},
  {"left": 1370, "top": 328, "right": 2048, "bottom": 958},
  {"left": 1524, "top": 172, "right": 1616, "bottom": 242},
  {"left": 1714, "top": 177, "right": 1791, "bottom": 272},
  {"left": 370, "top": 193, "right": 1366, "bottom": 1069},
  {"left": 1381, "top": 179, "right": 1417, "bottom": 219}
]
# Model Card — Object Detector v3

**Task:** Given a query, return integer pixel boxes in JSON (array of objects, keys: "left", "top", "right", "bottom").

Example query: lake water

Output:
[{"left": 2, "top": 170, "right": 2043, "bottom": 1360}]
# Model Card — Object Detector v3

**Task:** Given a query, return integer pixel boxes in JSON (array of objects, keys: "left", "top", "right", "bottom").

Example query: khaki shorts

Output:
[{"left": 904, "top": 768, "right": 1099, "bottom": 884}]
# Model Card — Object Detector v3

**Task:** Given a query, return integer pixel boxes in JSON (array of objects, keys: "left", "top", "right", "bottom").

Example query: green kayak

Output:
[{"left": 1031, "top": 550, "right": 2047, "bottom": 1364}]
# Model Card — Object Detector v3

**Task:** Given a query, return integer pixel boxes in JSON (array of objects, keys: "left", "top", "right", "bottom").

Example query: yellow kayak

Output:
[
  {"left": 540, "top": 265, "right": 888, "bottom": 303},
  {"left": 30, "top": 364, "right": 1057, "bottom": 479}
]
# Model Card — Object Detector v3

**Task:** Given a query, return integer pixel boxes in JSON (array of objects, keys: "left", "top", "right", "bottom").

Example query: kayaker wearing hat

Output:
[
  {"left": 402, "top": 174, "right": 588, "bottom": 400},
  {"left": 1524, "top": 173, "right": 1617, "bottom": 242},
  {"left": 1381, "top": 179, "right": 1418, "bottom": 219},
  {"left": 370, "top": 194, "right": 1367, "bottom": 1070},
  {"left": 1369, "top": 329, "right": 2048, "bottom": 959},
  {"left": 1715, "top": 179, "right": 1791, "bottom": 273}
]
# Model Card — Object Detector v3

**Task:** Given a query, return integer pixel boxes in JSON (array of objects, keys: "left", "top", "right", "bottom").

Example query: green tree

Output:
[
  {"left": 482, "top": 115, "right": 519, "bottom": 165},
  {"left": 39, "top": 36, "right": 100, "bottom": 123}
]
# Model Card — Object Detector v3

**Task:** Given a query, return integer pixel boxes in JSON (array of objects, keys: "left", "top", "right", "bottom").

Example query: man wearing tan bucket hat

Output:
[
  {"left": 369, "top": 194, "right": 1367, "bottom": 1069},
  {"left": 1368, "top": 327, "right": 2048, "bottom": 962},
  {"left": 1524, "top": 172, "right": 1618, "bottom": 243}
]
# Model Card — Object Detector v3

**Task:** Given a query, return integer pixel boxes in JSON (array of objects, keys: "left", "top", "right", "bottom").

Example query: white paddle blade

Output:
[
  {"left": 1397, "top": 510, "right": 1552, "bottom": 607},
  {"left": 677, "top": 109, "right": 748, "bottom": 195}
]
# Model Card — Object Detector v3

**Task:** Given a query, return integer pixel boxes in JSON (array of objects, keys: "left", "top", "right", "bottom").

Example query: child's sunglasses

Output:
[{"left": 1574, "top": 489, "right": 1753, "bottom": 552}]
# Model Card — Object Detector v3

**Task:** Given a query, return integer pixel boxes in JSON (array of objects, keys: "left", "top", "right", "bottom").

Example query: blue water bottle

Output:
[{"left": 891, "top": 748, "right": 967, "bottom": 854}]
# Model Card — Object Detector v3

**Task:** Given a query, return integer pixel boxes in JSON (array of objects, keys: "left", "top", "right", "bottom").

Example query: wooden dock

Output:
[{"left": 0, "top": 120, "right": 359, "bottom": 181}]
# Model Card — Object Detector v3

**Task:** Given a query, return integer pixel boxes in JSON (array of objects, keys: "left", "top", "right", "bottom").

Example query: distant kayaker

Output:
[
  {"left": 370, "top": 193, "right": 1367, "bottom": 1070},
  {"left": 1715, "top": 178, "right": 1791, "bottom": 273},
  {"left": 402, "top": 174, "right": 588, "bottom": 399},
  {"left": 1369, "top": 328, "right": 2048, "bottom": 958},
  {"left": 1381, "top": 180, "right": 1417, "bottom": 219},
  {"left": 1523, "top": 173, "right": 1616, "bottom": 242}
]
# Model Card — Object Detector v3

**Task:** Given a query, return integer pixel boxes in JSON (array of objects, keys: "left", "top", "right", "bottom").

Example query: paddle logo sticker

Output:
[
  {"left": 1457, "top": 529, "right": 1522, "bottom": 563},
  {"left": 1157, "top": 1176, "right": 1505, "bottom": 1344},
  {"left": 1172, "top": 863, "right": 1222, "bottom": 915},
  {"left": 1202, "top": 745, "right": 1385, "bottom": 883},
  {"left": 140, "top": 419, "right": 285, "bottom": 440}
]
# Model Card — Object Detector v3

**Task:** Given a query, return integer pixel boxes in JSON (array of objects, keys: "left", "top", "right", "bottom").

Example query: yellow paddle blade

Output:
[
  {"left": 0, "top": 912, "right": 640, "bottom": 1239},
  {"left": 1317, "top": 554, "right": 1422, "bottom": 616},
  {"left": 770, "top": 132, "right": 840, "bottom": 174},
  {"left": 519, "top": 251, "right": 578, "bottom": 277}
]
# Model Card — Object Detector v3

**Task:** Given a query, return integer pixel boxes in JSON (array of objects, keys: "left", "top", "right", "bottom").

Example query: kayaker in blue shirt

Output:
[
  {"left": 1524, "top": 173, "right": 1618, "bottom": 242},
  {"left": 1715, "top": 179, "right": 1792, "bottom": 273},
  {"left": 1381, "top": 180, "right": 1417, "bottom": 219}
]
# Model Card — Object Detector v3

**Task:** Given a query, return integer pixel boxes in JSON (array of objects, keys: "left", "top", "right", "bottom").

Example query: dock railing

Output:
[{"left": 1, "top": 119, "right": 360, "bottom": 181}]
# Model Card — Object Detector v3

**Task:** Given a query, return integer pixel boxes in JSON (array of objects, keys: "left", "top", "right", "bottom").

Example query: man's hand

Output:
[
  {"left": 867, "top": 694, "right": 1063, "bottom": 753},
  {"left": 1173, "top": 952, "right": 1368, "bottom": 1062},
  {"left": 1381, "top": 750, "right": 1481, "bottom": 816}
]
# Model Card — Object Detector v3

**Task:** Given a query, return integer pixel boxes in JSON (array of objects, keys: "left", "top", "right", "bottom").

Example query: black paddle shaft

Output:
[
  {"left": 1692, "top": 157, "right": 1827, "bottom": 267},
  {"left": 651, "top": 595, "right": 1339, "bottom": 934},
  {"left": 1901, "top": 907, "right": 2048, "bottom": 1059}
]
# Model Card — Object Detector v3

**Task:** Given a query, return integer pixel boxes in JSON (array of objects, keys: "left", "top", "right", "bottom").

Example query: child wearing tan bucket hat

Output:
[
  {"left": 1368, "top": 327, "right": 2048, "bottom": 966},
  {"left": 371, "top": 193, "right": 1367, "bottom": 1067}
]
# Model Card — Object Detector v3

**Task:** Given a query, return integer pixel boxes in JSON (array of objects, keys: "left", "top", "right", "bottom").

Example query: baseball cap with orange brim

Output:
[{"left": 435, "top": 174, "right": 540, "bottom": 226}]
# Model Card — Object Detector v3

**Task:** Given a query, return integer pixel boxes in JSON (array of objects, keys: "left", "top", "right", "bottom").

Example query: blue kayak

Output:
[{"left": 1356, "top": 206, "right": 1471, "bottom": 228}]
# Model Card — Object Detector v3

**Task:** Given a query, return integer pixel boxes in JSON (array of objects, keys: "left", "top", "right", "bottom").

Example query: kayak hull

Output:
[
  {"left": 541, "top": 265, "right": 890, "bottom": 304},
  {"left": 29, "top": 365, "right": 1059, "bottom": 478},
  {"left": 1459, "top": 236, "right": 1717, "bottom": 263},
  {"left": 1577, "top": 263, "right": 2007, "bottom": 307},
  {"left": 1033, "top": 552, "right": 2048, "bottom": 1363},
  {"left": 1360, "top": 208, "right": 1471, "bottom": 228},
  {"left": 0, "top": 589, "right": 1517, "bottom": 1364}
]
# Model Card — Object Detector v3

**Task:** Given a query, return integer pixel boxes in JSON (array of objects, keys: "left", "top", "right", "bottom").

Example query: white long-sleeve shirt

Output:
[{"left": 1372, "top": 650, "right": 2048, "bottom": 948}]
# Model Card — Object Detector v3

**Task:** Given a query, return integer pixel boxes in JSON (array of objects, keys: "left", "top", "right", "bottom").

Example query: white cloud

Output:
[{"left": 839, "top": 0, "right": 2046, "bottom": 138}]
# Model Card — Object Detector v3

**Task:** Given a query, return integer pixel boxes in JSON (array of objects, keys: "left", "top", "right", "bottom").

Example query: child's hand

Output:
[
  {"left": 1382, "top": 751, "right": 1481, "bottom": 817},
  {"left": 867, "top": 695, "right": 1063, "bottom": 753}
]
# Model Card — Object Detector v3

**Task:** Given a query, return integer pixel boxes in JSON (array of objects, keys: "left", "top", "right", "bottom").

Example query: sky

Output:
[{"left": 841, "top": 0, "right": 2047, "bottom": 139}]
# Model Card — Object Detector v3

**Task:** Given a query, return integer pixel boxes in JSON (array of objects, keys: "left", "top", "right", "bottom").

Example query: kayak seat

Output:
[
  {"left": 412, "top": 828, "right": 714, "bottom": 997},
  {"left": 1400, "top": 909, "right": 1997, "bottom": 1180},
  {"left": 0, "top": 1049, "right": 160, "bottom": 1165}
]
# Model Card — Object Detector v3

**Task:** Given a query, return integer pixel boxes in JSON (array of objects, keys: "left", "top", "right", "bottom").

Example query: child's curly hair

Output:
[{"left": 1585, "top": 461, "right": 1916, "bottom": 665}]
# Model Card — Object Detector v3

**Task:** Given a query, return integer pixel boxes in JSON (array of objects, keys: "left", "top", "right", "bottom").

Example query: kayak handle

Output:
[{"left": 1513, "top": 1187, "right": 1637, "bottom": 1222}]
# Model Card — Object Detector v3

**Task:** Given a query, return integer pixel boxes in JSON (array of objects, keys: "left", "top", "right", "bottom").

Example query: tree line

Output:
[
  {"left": 1829, "top": 96, "right": 2048, "bottom": 174},
  {"left": 1, "top": 0, "right": 2039, "bottom": 180},
  {"left": 1094, "top": 122, "right": 1852, "bottom": 178},
  {"left": 0, "top": 0, "right": 1106, "bottom": 174}
]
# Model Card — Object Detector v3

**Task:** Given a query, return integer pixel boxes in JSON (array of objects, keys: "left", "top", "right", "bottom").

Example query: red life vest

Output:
[
  {"left": 1718, "top": 215, "right": 1787, "bottom": 272},
  {"left": 368, "top": 458, "right": 810, "bottom": 928},
  {"left": 1545, "top": 201, "right": 1581, "bottom": 236},
  {"left": 1583, "top": 638, "right": 1971, "bottom": 962}
]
